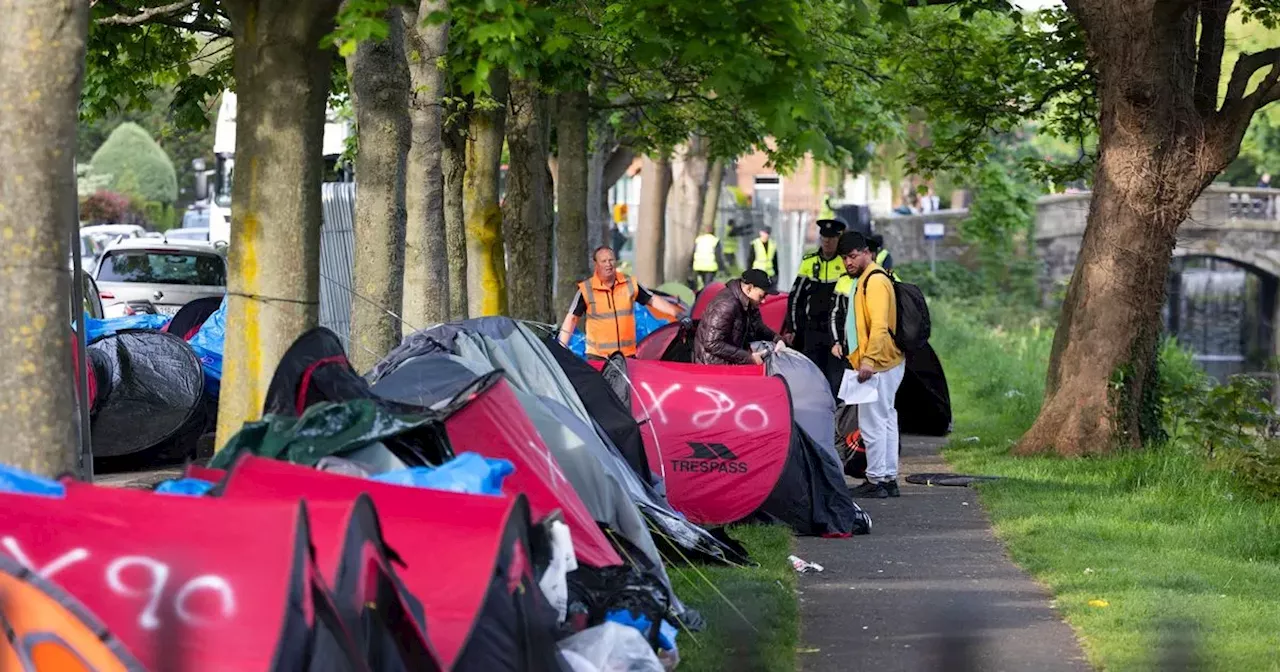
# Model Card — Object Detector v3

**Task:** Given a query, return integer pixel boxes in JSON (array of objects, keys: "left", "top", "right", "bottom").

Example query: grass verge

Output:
[
  {"left": 932, "top": 299, "right": 1280, "bottom": 671},
  {"left": 669, "top": 524, "right": 798, "bottom": 672}
]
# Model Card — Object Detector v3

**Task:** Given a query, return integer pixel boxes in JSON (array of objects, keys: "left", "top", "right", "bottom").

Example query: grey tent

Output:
[{"left": 369, "top": 318, "right": 736, "bottom": 619}]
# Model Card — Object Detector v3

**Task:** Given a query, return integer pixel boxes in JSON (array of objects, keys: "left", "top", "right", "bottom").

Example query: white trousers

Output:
[{"left": 861, "top": 362, "right": 905, "bottom": 483}]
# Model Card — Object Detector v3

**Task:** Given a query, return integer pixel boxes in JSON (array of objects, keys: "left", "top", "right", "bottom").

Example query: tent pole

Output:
[{"left": 70, "top": 171, "right": 93, "bottom": 482}]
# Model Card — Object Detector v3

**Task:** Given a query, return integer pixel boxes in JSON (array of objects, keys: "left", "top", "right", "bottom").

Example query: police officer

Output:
[
  {"left": 868, "top": 233, "right": 901, "bottom": 281},
  {"left": 692, "top": 226, "right": 725, "bottom": 289},
  {"left": 781, "top": 218, "right": 848, "bottom": 396},
  {"left": 746, "top": 226, "right": 779, "bottom": 287}
]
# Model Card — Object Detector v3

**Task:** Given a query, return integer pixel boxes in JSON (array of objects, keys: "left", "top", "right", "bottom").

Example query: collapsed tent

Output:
[
  {"left": 692, "top": 281, "right": 788, "bottom": 333},
  {"left": 601, "top": 357, "right": 869, "bottom": 536},
  {"left": 163, "top": 295, "right": 223, "bottom": 341},
  {"left": 369, "top": 318, "right": 737, "bottom": 616},
  {"left": 87, "top": 329, "right": 208, "bottom": 457},
  {"left": 0, "top": 483, "right": 370, "bottom": 670},
  {"left": 215, "top": 456, "right": 566, "bottom": 671}
]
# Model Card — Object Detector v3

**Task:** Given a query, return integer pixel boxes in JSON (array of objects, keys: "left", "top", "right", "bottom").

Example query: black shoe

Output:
[
  {"left": 852, "top": 481, "right": 889, "bottom": 499},
  {"left": 882, "top": 480, "right": 900, "bottom": 498}
]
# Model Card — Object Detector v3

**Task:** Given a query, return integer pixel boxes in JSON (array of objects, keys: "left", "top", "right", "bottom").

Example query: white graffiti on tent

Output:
[
  {"left": 531, "top": 440, "right": 568, "bottom": 487},
  {"left": 3, "top": 536, "right": 237, "bottom": 630},
  {"left": 638, "top": 383, "right": 770, "bottom": 432}
]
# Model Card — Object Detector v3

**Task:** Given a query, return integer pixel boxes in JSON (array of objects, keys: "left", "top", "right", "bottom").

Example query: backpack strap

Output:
[{"left": 859, "top": 268, "right": 895, "bottom": 335}]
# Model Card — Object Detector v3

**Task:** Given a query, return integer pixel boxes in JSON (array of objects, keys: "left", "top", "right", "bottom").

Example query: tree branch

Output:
[
  {"left": 1193, "top": 0, "right": 1230, "bottom": 115},
  {"left": 97, "top": 0, "right": 199, "bottom": 26},
  {"left": 1223, "top": 47, "right": 1280, "bottom": 109}
]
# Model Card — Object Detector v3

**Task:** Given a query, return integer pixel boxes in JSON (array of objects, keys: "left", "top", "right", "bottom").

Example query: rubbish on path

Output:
[
  {"left": 904, "top": 473, "right": 1001, "bottom": 487},
  {"left": 789, "top": 555, "right": 824, "bottom": 573},
  {"left": 1088, "top": 599, "right": 1110, "bottom": 608}
]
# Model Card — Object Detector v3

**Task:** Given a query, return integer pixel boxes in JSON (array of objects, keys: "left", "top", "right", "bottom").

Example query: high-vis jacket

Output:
[
  {"left": 875, "top": 249, "right": 901, "bottom": 281},
  {"left": 693, "top": 234, "right": 721, "bottom": 272},
  {"left": 578, "top": 273, "right": 640, "bottom": 357},
  {"left": 751, "top": 238, "right": 778, "bottom": 275},
  {"left": 782, "top": 251, "right": 846, "bottom": 334}
]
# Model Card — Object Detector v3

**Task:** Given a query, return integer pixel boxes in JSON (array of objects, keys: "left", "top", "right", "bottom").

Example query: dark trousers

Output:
[{"left": 696, "top": 271, "right": 717, "bottom": 289}]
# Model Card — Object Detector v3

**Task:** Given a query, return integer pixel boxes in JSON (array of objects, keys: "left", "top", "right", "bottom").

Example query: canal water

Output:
[{"left": 1163, "top": 257, "right": 1266, "bottom": 382}]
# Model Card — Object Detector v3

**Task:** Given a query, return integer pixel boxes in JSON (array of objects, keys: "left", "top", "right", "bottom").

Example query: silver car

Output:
[{"left": 94, "top": 239, "right": 227, "bottom": 317}]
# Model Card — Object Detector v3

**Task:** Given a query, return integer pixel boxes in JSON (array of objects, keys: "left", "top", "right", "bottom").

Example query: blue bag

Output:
[
  {"left": 372, "top": 452, "right": 514, "bottom": 496},
  {"left": 0, "top": 464, "right": 65, "bottom": 498},
  {"left": 155, "top": 478, "right": 216, "bottom": 497}
]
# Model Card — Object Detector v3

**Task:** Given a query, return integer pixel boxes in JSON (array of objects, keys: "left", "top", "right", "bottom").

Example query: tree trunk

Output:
[
  {"left": 1018, "top": 1, "right": 1223, "bottom": 456},
  {"left": 346, "top": 6, "right": 410, "bottom": 371},
  {"left": 443, "top": 115, "right": 468, "bottom": 320},
  {"left": 217, "top": 0, "right": 342, "bottom": 445},
  {"left": 664, "top": 137, "right": 709, "bottom": 283},
  {"left": 555, "top": 90, "right": 590, "bottom": 316},
  {"left": 634, "top": 155, "right": 670, "bottom": 287},
  {"left": 0, "top": 0, "right": 88, "bottom": 476},
  {"left": 586, "top": 119, "right": 617, "bottom": 251},
  {"left": 401, "top": 0, "right": 450, "bottom": 333},
  {"left": 464, "top": 69, "right": 509, "bottom": 317},
  {"left": 702, "top": 159, "right": 725, "bottom": 235},
  {"left": 502, "top": 76, "right": 551, "bottom": 321}
]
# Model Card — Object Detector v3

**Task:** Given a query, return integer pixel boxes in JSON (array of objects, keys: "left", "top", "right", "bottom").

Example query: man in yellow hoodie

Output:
[{"left": 830, "top": 231, "right": 906, "bottom": 499}]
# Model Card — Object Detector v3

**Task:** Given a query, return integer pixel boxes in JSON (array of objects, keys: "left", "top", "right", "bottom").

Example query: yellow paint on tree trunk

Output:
[{"left": 215, "top": 156, "right": 263, "bottom": 450}]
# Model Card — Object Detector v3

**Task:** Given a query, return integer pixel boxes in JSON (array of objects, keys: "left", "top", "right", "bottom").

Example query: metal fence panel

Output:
[{"left": 319, "top": 182, "right": 356, "bottom": 344}]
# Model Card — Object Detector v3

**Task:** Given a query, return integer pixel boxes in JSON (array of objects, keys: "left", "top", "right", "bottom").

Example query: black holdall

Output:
[{"left": 862, "top": 269, "right": 931, "bottom": 354}]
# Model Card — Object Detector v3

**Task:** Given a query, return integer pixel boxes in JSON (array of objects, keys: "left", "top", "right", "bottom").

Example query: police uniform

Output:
[{"left": 782, "top": 219, "right": 848, "bottom": 396}]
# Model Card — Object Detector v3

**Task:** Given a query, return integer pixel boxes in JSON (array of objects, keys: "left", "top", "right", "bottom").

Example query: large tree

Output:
[
  {"left": 345, "top": 5, "right": 411, "bottom": 370},
  {"left": 0, "top": 0, "right": 90, "bottom": 476},
  {"left": 215, "top": 0, "right": 344, "bottom": 443}
]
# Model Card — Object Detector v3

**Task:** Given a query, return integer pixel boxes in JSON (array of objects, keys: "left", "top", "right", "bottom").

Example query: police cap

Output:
[{"left": 816, "top": 219, "right": 846, "bottom": 238}]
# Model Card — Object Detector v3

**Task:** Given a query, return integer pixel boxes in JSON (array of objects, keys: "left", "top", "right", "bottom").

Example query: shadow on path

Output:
[{"left": 795, "top": 436, "right": 1091, "bottom": 671}]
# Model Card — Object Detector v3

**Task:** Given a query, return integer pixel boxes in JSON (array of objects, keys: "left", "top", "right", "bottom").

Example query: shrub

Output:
[
  {"left": 79, "top": 190, "right": 133, "bottom": 224},
  {"left": 89, "top": 122, "right": 179, "bottom": 205}
]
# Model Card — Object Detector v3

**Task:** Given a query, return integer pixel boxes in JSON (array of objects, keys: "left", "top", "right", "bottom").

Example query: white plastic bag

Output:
[
  {"left": 539, "top": 520, "right": 578, "bottom": 621},
  {"left": 559, "top": 622, "right": 664, "bottom": 672}
]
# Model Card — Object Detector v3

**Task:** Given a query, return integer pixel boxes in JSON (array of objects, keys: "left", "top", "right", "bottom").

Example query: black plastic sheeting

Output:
[
  {"left": 88, "top": 330, "right": 206, "bottom": 457},
  {"left": 897, "top": 343, "right": 953, "bottom": 437}
]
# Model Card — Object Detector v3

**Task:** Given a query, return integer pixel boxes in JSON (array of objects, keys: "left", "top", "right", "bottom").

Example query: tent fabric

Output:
[
  {"left": 692, "top": 282, "right": 788, "bottom": 334},
  {"left": 0, "top": 483, "right": 359, "bottom": 671},
  {"left": 263, "top": 327, "right": 375, "bottom": 417},
  {"left": 375, "top": 367, "right": 623, "bottom": 568},
  {"left": 767, "top": 347, "right": 841, "bottom": 464},
  {"left": 369, "top": 318, "right": 736, "bottom": 615},
  {"left": 217, "top": 457, "right": 567, "bottom": 671},
  {"left": 897, "top": 343, "right": 953, "bottom": 436},
  {"left": 544, "top": 342, "right": 653, "bottom": 485},
  {"left": 0, "top": 552, "right": 144, "bottom": 672},
  {"left": 162, "top": 296, "right": 224, "bottom": 341},
  {"left": 608, "top": 357, "right": 870, "bottom": 536},
  {"left": 87, "top": 330, "right": 206, "bottom": 457}
]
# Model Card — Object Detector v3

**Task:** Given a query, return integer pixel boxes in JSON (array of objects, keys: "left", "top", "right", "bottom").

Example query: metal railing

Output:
[{"left": 319, "top": 182, "right": 356, "bottom": 344}]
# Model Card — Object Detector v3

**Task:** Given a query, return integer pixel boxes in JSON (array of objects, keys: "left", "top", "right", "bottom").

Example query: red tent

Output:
[
  {"left": 612, "top": 359, "right": 794, "bottom": 525},
  {"left": 216, "top": 456, "right": 566, "bottom": 670},
  {"left": 440, "top": 377, "right": 622, "bottom": 569},
  {"left": 0, "top": 485, "right": 363, "bottom": 671},
  {"left": 692, "top": 281, "right": 789, "bottom": 333}
]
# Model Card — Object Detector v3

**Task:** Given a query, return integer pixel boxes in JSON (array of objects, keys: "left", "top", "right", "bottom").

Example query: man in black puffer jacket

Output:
[{"left": 693, "top": 269, "right": 781, "bottom": 365}]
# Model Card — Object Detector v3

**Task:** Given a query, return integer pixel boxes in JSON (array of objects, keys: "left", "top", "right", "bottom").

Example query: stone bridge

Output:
[{"left": 875, "top": 185, "right": 1280, "bottom": 291}]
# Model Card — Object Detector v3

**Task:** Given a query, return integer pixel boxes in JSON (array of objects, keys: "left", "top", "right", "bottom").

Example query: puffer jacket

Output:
[{"left": 693, "top": 280, "right": 778, "bottom": 365}]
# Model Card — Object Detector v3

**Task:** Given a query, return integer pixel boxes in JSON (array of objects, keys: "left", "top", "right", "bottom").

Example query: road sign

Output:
[{"left": 923, "top": 222, "right": 946, "bottom": 240}]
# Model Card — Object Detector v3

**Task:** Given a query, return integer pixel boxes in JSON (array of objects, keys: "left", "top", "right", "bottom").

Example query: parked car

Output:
[
  {"left": 165, "top": 227, "right": 210, "bottom": 243},
  {"left": 94, "top": 239, "right": 227, "bottom": 318}
]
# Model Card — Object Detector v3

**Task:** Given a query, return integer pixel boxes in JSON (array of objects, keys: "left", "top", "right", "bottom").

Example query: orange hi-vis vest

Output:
[{"left": 579, "top": 272, "right": 640, "bottom": 357}]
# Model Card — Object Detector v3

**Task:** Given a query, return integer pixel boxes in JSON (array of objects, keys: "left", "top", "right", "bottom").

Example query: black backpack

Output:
[{"left": 862, "top": 269, "right": 931, "bottom": 353}]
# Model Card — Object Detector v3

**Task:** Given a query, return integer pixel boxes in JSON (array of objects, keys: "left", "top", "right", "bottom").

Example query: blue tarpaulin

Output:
[
  {"left": 0, "top": 464, "right": 65, "bottom": 498},
  {"left": 155, "top": 478, "right": 217, "bottom": 497},
  {"left": 372, "top": 452, "right": 514, "bottom": 496},
  {"left": 79, "top": 313, "right": 171, "bottom": 342},
  {"left": 187, "top": 297, "right": 226, "bottom": 396}
]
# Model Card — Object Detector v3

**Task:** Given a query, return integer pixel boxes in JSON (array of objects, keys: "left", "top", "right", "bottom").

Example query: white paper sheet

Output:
[{"left": 838, "top": 369, "right": 880, "bottom": 405}]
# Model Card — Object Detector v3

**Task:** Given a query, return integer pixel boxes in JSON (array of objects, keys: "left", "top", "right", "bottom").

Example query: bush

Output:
[
  {"left": 79, "top": 190, "right": 133, "bottom": 224},
  {"left": 89, "top": 122, "right": 179, "bottom": 205}
]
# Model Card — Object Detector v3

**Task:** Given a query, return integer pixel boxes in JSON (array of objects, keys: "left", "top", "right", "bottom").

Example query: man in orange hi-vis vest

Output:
[{"left": 558, "top": 246, "right": 684, "bottom": 359}]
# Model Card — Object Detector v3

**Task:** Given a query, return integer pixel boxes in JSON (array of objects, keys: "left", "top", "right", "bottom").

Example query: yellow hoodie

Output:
[{"left": 849, "top": 262, "right": 905, "bottom": 372}]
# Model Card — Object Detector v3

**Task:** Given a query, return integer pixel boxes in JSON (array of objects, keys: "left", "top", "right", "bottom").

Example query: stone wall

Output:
[{"left": 872, "top": 210, "right": 972, "bottom": 264}]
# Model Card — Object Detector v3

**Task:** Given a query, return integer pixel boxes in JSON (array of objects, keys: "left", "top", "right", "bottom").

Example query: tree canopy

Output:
[{"left": 89, "top": 122, "right": 179, "bottom": 204}]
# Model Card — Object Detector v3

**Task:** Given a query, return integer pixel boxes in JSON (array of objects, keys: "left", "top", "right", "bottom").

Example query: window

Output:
[{"left": 97, "top": 251, "right": 226, "bottom": 286}]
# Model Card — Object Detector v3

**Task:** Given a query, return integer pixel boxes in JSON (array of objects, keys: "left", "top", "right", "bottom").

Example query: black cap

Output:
[
  {"left": 836, "top": 231, "right": 868, "bottom": 257},
  {"left": 817, "top": 219, "right": 846, "bottom": 238},
  {"left": 761, "top": 226, "right": 772, "bottom": 234},
  {"left": 741, "top": 269, "right": 779, "bottom": 294}
]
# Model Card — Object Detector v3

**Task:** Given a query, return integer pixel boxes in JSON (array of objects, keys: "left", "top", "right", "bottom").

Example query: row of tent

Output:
[{"left": 6, "top": 280, "right": 950, "bottom": 670}]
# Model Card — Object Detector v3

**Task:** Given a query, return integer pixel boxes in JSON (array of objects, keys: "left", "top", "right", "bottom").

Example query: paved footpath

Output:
[{"left": 794, "top": 436, "right": 1091, "bottom": 672}]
